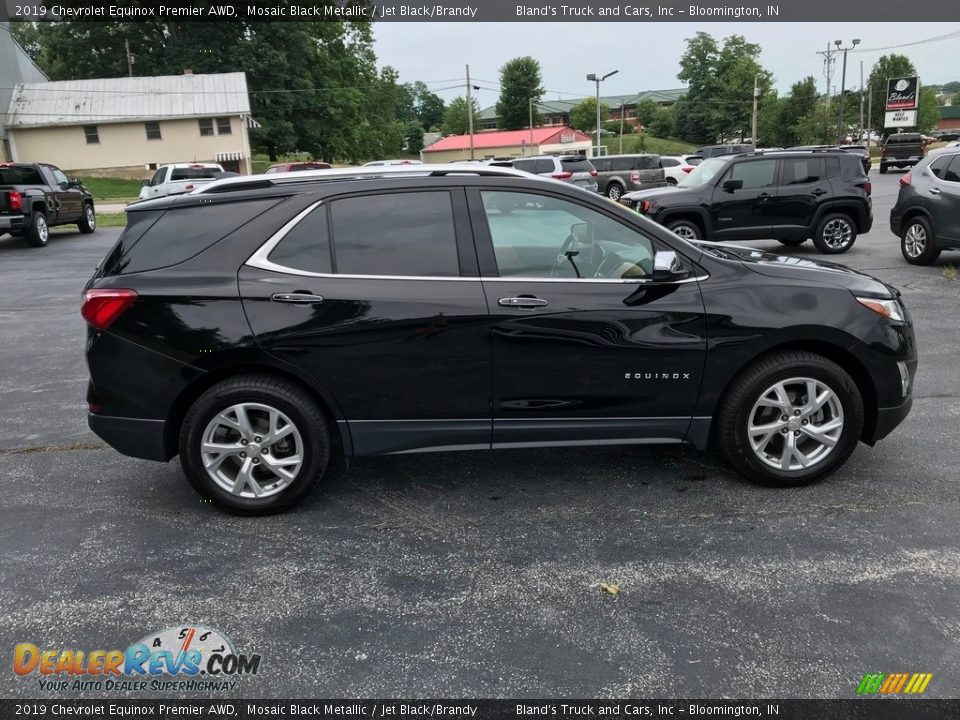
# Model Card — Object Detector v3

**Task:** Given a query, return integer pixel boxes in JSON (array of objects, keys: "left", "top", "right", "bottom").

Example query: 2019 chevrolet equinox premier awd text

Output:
[{"left": 83, "top": 165, "right": 916, "bottom": 514}]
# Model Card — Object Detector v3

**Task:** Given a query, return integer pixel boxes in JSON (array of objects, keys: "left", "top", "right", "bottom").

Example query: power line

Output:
[{"left": 851, "top": 30, "right": 960, "bottom": 53}]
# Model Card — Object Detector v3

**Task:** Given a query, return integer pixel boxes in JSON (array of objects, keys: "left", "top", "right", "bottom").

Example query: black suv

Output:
[
  {"left": 620, "top": 151, "right": 873, "bottom": 254},
  {"left": 890, "top": 149, "right": 960, "bottom": 265},
  {"left": 83, "top": 165, "right": 915, "bottom": 514}
]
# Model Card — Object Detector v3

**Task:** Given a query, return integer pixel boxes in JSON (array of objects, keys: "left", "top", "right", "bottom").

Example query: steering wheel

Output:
[{"left": 550, "top": 231, "right": 585, "bottom": 277}]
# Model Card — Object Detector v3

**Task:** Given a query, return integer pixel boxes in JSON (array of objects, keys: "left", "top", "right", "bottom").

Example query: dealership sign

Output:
[
  {"left": 885, "top": 109, "right": 918, "bottom": 128},
  {"left": 886, "top": 76, "right": 919, "bottom": 110}
]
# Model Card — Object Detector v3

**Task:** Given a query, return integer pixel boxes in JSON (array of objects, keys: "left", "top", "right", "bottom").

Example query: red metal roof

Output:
[{"left": 423, "top": 126, "right": 591, "bottom": 153}]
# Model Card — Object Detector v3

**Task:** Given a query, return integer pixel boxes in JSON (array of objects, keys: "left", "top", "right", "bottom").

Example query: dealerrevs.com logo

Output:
[{"left": 13, "top": 625, "right": 261, "bottom": 692}]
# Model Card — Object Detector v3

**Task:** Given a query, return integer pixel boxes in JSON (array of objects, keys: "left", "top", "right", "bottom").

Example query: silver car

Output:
[{"left": 495, "top": 155, "right": 598, "bottom": 193}]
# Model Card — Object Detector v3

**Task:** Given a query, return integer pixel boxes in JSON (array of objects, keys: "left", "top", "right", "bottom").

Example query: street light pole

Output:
[
  {"left": 835, "top": 38, "right": 860, "bottom": 141},
  {"left": 586, "top": 69, "right": 618, "bottom": 156}
]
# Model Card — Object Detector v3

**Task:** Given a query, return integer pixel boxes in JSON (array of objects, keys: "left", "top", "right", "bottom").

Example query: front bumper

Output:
[
  {"left": 869, "top": 396, "right": 913, "bottom": 444},
  {"left": 89, "top": 413, "right": 172, "bottom": 462}
]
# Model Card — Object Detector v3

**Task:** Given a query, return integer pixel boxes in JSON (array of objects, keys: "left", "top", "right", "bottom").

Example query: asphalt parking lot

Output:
[{"left": 2, "top": 172, "right": 959, "bottom": 699}]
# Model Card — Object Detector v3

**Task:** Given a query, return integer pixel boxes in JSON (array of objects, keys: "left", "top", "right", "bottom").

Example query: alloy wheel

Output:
[
  {"left": 37, "top": 216, "right": 49, "bottom": 243},
  {"left": 200, "top": 402, "right": 304, "bottom": 498},
  {"left": 821, "top": 218, "right": 852, "bottom": 250},
  {"left": 607, "top": 185, "right": 622, "bottom": 201},
  {"left": 903, "top": 223, "right": 926, "bottom": 258},
  {"left": 86, "top": 206, "right": 96, "bottom": 230},
  {"left": 746, "top": 377, "right": 844, "bottom": 472}
]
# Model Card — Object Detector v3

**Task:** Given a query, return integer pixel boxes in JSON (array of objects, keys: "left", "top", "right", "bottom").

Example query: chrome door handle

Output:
[
  {"left": 271, "top": 293, "right": 324, "bottom": 304},
  {"left": 812, "top": 188, "right": 827, "bottom": 196},
  {"left": 498, "top": 296, "right": 548, "bottom": 308},
  {"left": 928, "top": 187, "right": 941, "bottom": 195}
]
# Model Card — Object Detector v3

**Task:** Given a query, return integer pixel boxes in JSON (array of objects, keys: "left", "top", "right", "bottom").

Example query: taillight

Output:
[
  {"left": 630, "top": 171, "right": 640, "bottom": 183},
  {"left": 82, "top": 289, "right": 138, "bottom": 330},
  {"left": 552, "top": 171, "right": 572, "bottom": 180},
  {"left": 899, "top": 174, "right": 911, "bottom": 188},
  {"left": 863, "top": 180, "right": 872, "bottom": 195},
  {"left": 682, "top": 166, "right": 694, "bottom": 173},
  {"left": 589, "top": 169, "right": 597, "bottom": 177},
  {"left": 7, "top": 191, "right": 22, "bottom": 211},
  {"left": 880, "top": 146, "right": 887, "bottom": 156}
]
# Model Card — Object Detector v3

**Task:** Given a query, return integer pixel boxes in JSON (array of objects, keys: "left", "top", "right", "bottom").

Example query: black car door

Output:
[
  {"left": 468, "top": 186, "right": 707, "bottom": 448},
  {"left": 238, "top": 188, "right": 492, "bottom": 456},
  {"left": 710, "top": 158, "right": 778, "bottom": 240},
  {"left": 43, "top": 165, "right": 82, "bottom": 222},
  {"left": 770, "top": 157, "right": 830, "bottom": 238}
]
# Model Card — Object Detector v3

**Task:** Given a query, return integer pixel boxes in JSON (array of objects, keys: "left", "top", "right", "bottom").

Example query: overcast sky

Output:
[{"left": 374, "top": 22, "right": 960, "bottom": 107}]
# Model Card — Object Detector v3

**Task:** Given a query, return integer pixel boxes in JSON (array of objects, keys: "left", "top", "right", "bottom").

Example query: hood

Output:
[
  {"left": 697, "top": 242, "right": 899, "bottom": 298},
  {"left": 621, "top": 185, "right": 690, "bottom": 202}
]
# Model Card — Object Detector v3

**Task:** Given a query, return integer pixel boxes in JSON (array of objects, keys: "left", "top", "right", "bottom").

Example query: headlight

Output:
[{"left": 855, "top": 296, "right": 905, "bottom": 322}]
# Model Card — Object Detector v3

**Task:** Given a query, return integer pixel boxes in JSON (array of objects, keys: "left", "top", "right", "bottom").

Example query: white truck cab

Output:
[{"left": 138, "top": 163, "right": 225, "bottom": 200}]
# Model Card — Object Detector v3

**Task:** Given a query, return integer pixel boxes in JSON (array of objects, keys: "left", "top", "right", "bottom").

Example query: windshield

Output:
[{"left": 678, "top": 157, "right": 729, "bottom": 188}]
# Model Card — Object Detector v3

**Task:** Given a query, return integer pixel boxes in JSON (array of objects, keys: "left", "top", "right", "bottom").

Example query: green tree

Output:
[
  {"left": 796, "top": 102, "right": 837, "bottom": 145},
  {"left": 569, "top": 98, "right": 610, "bottom": 133},
  {"left": 495, "top": 56, "right": 544, "bottom": 130},
  {"left": 634, "top": 99, "right": 660, "bottom": 127},
  {"left": 404, "top": 121, "right": 425, "bottom": 155},
  {"left": 676, "top": 32, "right": 772, "bottom": 143},
  {"left": 772, "top": 76, "right": 819, "bottom": 147},
  {"left": 917, "top": 86, "right": 940, "bottom": 133},
  {"left": 408, "top": 81, "right": 445, "bottom": 131},
  {"left": 647, "top": 107, "right": 675, "bottom": 138},
  {"left": 442, "top": 96, "right": 479, "bottom": 135},
  {"left": 953, "top": 92, "right": 960, "bottom": 106},
  {"left": 867, "top": 54, "right": 917, "bottom": 131}
]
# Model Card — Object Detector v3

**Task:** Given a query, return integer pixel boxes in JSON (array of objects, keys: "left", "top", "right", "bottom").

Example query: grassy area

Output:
[
  {"left": 81, "top": 177, "right": 142, "bottom": 203},
  {"left": 600, "top": 135, "right": 697, "bottom": 156},
  {"left": 95, "top": 212, "right": 127, "bottom": 228}
]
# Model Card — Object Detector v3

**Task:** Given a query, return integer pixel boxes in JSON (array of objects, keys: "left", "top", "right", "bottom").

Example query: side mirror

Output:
[
  {"left": 67, "top": 178, "right": 82, "bottom": 189},
  {"left": 652, "top": 250, "right": 691, "bottom": 283},
  {"left": 141, "top": 180, "right": 150, "bottom": 187},
  {"left": 722, "top": 178, "right": 743, "bottom": 193}
]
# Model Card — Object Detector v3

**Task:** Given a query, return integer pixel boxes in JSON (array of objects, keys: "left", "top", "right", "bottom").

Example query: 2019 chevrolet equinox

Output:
[{"left": 83, "top": 165, "right": 917, "bottom": 514}]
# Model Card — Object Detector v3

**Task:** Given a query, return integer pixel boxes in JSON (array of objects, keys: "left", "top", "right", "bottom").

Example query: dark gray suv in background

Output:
[
  {"left": 591, "top": 154, "right": 665, "bottom": 200},
  {"left": 891, "top": 149, "right": 960, "bottom": 264}
]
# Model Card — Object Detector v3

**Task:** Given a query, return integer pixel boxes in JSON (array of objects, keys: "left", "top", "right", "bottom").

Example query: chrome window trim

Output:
[{"left": 245, "top": 199, "right": 708, "bottom": 285}]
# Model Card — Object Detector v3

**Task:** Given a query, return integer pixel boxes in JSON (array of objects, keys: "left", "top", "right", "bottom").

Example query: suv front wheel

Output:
[
  {"left": 812, "top": 212, "right": 857, "bottom": 254},
  {"left": 716, "top": 351, "right": 864, "bottom": 487},
  {"left": 666, "top": 218, "right": 701, "bottom": 241},
  {"left": 179, "top": 374, "right": 330, "bottom": 514}
]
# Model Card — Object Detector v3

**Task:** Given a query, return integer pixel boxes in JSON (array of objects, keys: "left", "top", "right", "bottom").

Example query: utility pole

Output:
[
  {"left": 528, "top": 97, "right": 534, "bottom": 155},
  {"left": 835, "top": 38, "right": 860, "bottom": 141},
  {"left": 466, "top": 64, "right": 474, "bottom": 160},
  {"left": 619, "top": 101, "right": 624, "bottom": 154},
  {"left": 866, "top": 89, "right": 873, "bottom": 149},
  {"left": 859, "top": 61, "right": 865, "bottom": 143},
  {"left": 751, "top": 73, "right": 759, "bottom": 148},
  {"left": 125, "top": 39, "right": 134, "bottom": 77},
  {"left": 817, "top": 43, "right": 838, "bottom": 108}
]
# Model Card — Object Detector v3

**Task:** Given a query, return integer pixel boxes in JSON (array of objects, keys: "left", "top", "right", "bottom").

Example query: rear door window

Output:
[
  {"left": 267, "top": 204, "right": 332, "bottom": 274},
  {"left": 928, "top": 156, "right": 951, "bottom": 179},
  {"left": 561, "top": 158, "right": 593, "bottom": 173},
  {"left": 943, "top": 156, "right": 960, "bottom": 183},
  {"left": 329, "top": 192, "right": 459, "bottom": 277},
  {"left": 780, "top": 158, "right": 825, "bottom": 185}
]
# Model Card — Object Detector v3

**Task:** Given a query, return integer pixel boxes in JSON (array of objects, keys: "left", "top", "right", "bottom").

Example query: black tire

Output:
[
  {"left": 665, "top": 177, "right": 678, "bottom": 186},
  {"left": 179, "top": 374, "right": 330, "bottom": 515},
  {"left": 25, "top": 212, "right": 49, "bottom": 248},
  {"left": 606, "top": 183, "right": 624, "bottom": 201},
  {"left": 776, "top": 238, "right": 806, "bottom": 247},
  {"left": 812, "top": 212, "right": 857, "bottom": 254},
  {"left": 879, "top": 164, "right": 888, "bottom": 174},
  {"left": 78, "top": 203, "right": 96, "bottom": 234},
  {"left": 900, "top": 215, "right": 941, "bottom": 265},
  {"left": 666, "top": 218, "right": 702, "bottom": 241},
  {"left": 716, "top": 351, "right": 864, "bottom": 488}
]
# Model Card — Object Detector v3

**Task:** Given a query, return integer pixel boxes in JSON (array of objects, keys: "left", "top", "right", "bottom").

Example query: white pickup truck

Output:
[{"left": 138, "top": 163, "right": 225, "bottom": 200}]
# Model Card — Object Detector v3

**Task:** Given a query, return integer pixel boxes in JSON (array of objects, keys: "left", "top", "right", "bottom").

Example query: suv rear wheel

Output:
[
  {"left": 179, "top": 374, "right": 330, "bottom": 514},
  {"left": 606, "top": 183, "right": 624, "bottom": 201},
  {"left": 812, "top": 212, "right": 857, "bottom": 254},
  {"left": 900, "top": 215, "right": 941, "bottom": 265},
  {"left": 716, "top": 351, "right": 864, "bottom": 487}
]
